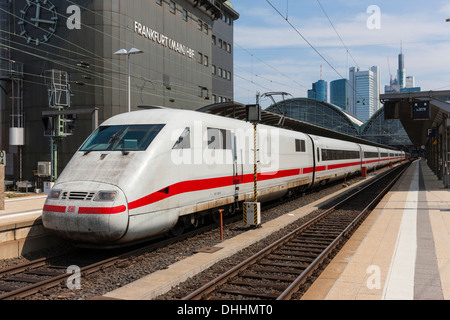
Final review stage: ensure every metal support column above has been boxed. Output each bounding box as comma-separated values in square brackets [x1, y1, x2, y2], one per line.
[444, 117, 450, 188]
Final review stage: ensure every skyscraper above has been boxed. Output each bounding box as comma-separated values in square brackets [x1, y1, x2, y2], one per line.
[330, 79, 350, 110]
[384, 47, 420, 94]
[348, 66, 381, 122]
[308, 80, 328, 102]
[397, 46, 406, 88]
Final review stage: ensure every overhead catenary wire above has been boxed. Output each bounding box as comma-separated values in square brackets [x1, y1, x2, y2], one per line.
[265, 0, 346, 81]
[64, 0, 308, 104]
[0, 37, 207, 106]
[0, 4, 225, 106]
[316, 0, 359, 69]
[2, 1, 314, 109]
[265, 0, 369, 106]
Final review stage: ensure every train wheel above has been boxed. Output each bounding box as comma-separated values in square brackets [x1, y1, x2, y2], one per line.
[226, 204, 235, 216]
[190, 214, 199, 228]
[171, 219, 185, 237]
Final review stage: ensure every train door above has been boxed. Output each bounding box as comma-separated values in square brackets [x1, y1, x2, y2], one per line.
[307, 135, 316, 186]
[231, 133, 242, 205]
[358, 144, 363, 171]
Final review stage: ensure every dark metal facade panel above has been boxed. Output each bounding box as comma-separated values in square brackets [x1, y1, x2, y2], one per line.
[1, 0, 237, 181]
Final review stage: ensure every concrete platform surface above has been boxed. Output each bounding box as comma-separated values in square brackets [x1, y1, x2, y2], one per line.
[302, 159, 450, 300]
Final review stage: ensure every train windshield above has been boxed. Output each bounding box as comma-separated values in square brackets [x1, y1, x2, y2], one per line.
[80, 124, 165, 153]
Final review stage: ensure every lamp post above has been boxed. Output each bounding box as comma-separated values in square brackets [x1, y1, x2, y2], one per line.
[114, 48, 143, 113]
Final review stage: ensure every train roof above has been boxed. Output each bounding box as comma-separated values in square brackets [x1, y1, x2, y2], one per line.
[197, 102, 400, 151]
[101, 105, 399, 151]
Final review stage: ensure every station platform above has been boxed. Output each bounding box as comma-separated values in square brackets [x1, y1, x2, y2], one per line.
[0, 195, 57, 259]
[302, 159, 450, 300]
[0, 195, 46, 223]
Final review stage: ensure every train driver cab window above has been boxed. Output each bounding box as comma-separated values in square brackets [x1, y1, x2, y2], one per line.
[173, 127, 191, 149]
[80, 124, 165, 154]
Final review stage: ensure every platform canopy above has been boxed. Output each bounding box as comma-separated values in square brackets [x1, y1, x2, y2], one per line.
[197, 102, 397, 150]
[381, 90, 450, 188]
[380, 90, 450, 148]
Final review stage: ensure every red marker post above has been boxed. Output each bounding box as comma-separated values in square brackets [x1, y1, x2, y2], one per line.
[219, 209, 224, 242]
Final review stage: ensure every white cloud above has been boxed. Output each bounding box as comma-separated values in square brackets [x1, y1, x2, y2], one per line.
[440, 3, 450, 16]
[233, 1, 450, 104]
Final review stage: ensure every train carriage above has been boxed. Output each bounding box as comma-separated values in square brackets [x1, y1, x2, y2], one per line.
[42, 108, 404, 247]
[361, 145, 380, 171]
[310, 135, 361, 185]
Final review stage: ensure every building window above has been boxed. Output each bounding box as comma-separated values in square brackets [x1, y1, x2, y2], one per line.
[203, 23, 209, 34]
[198, 19, 203, 30]
[212, 35, 216, 45]
[227, 43, 231, 53]
[198, 86, 208, 98]
[182, 9, 188, 21]
[204, 55, 208, 67]
[156, 0, 162, 5]
[212, 65, 216, 75]
[198, 52, 203, 65]
[218, 39, 222, 49]
[169, 1, 176, 13]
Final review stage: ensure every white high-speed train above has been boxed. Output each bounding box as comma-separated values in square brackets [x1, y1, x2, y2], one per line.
[42, 108, 405, 246]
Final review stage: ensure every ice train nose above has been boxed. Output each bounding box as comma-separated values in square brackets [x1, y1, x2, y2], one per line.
[42, 183, 129, 244]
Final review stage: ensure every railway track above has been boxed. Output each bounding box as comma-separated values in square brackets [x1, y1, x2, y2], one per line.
[0, 213, 244, 300]
[182, 162, 410, 300]
[0, 164, 406, 300]
[0, 169, 364, 300]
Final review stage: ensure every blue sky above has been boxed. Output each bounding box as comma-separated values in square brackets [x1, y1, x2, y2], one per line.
[231, 0, 450, 107]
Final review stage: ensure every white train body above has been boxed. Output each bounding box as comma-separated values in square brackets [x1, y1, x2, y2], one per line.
[42, 108, 405, 246]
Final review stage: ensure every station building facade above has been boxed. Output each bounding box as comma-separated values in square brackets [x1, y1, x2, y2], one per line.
[0, 0, 238, 183]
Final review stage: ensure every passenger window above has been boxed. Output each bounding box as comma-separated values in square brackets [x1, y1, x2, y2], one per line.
[173, 127, 191, 149]
[207, 127, 231, 150]
[295, 139, 306, 152]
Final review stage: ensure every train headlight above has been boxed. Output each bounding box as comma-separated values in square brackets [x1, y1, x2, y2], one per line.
[94, 191, 117, 202]
[48, 190, 61, 200]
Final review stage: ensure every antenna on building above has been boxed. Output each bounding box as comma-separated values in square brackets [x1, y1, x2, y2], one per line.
[320, 65, 323, 80]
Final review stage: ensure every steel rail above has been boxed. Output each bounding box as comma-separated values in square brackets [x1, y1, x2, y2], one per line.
[277, 162, 409, 300]
[182, 162, 410, 300]
[0, 211, 243, 300]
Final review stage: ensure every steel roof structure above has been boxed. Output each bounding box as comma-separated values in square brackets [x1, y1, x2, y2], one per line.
[197, 102, 397, 150]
